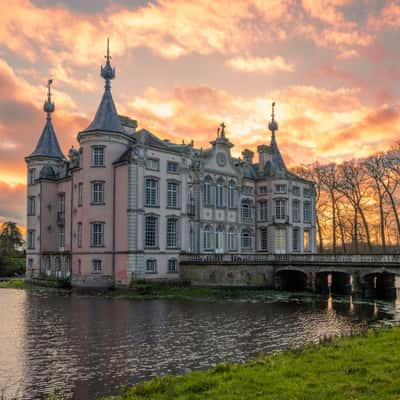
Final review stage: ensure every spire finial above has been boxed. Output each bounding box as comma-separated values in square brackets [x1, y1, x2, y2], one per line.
[268, 101, 278, 140]
[43, 79, 55, 119]
[101, 37, 115, 89]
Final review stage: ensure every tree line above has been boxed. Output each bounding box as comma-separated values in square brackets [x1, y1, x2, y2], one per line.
[295, 144, 400, 254]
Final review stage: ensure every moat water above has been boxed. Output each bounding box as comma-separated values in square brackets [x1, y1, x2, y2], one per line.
[1, 289, 399, 399]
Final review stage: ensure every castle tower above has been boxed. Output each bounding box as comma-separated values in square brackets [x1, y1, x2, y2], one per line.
[25, 80, 66, 278]
[72, 39, 132, 287]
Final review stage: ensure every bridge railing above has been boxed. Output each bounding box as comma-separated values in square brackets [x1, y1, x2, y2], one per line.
[179, 253, 400, 266]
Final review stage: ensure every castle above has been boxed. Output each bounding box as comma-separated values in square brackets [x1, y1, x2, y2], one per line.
[25, 42, 317, 288]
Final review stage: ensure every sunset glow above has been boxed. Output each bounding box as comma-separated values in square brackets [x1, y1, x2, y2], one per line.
[1, 0, 400, 227]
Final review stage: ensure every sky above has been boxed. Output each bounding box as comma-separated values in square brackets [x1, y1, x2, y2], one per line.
[1, 0, 400, 228]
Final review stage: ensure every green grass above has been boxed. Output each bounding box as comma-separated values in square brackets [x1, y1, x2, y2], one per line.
[108, 284, 305, 301]
[0, 278, 28, 289]
[104, 327, 400, 400]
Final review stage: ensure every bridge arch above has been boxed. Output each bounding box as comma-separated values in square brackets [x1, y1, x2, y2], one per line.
[362, 271, 398, 299]
[315, 270, 352, 295]
[275, 268, 308, 291]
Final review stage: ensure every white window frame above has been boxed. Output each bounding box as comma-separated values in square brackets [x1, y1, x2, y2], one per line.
[168, 258, 177, 273]
[275, 199, 286, 220]
[90, 222, 105, 247]
[241, 200, 251, 219]
[77, 222, 82, 248]
[241, 229, 252, 250]
[203, 225, 213, 250]
[28, 196, 36, 216]
[259, 200, 268, 221]
[91, 146, 105, 167]
[91, 181, 105, 205]
[28, 168, 36, 185]
[167, 161, 179, 174]
[292, 200, 300, 223]
[146, 158, 160, 171]
[145, 178, 159, 207]
[167, 181, 179, 208]
[59, 227, 65, 249]
[203, 176, 212, 207]
[145, 215, 158, 248]
[303, 201, 311, 223]
[93, 259, 102, 273]
[227, 228, 236, 251]
[78, 182, 83, 206]
[304, 230, 311, 252]
[216, 179, 224, 208]
[275, 184, 287, 194]
[146, 259, 158, 274]
[27, 230, 35, 249]
[228, 180, 235, 208]
[260, 228, 268, 250]
[166, 218, 178, 248]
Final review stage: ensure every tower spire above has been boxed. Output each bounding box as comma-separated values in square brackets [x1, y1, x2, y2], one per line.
[268, 101, 278, 141]
[101, 37, 115, 90]
[43, 79, 55, 120]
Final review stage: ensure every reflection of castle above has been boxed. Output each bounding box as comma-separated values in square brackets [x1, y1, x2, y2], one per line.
[25, 42, 316, 288]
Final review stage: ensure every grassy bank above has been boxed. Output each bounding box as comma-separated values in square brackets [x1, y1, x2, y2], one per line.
[105, 327, 400, 400]
[0, 278, 29, 289]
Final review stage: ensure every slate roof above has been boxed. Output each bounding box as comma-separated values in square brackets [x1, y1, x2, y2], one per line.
[28, 118, 65, 160]
[82, 87, 124, 134]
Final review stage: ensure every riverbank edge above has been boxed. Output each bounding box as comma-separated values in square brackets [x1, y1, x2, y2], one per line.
[0, 278, 327, 301]
[102, 325, 400, 400]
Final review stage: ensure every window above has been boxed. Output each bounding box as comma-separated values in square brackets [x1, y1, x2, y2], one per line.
[146, 158, 159, 171]
[203, 225, 212, 250]
[243, 186, 253, 195]
[167, 182, 179, 208]
[43, 256, 51, 274]
[203, 176, 212, 206]
[275, 229, 287, 253]
[241, 199, 252, 220]
[292, 186, 300, 197]
[78, 259, 82, 275]
[90, 222, 104, 247]
[59, 227, 65, 249]
[303, 187, 311, 198]
[28, 258, 33, 269]
[145, 215, 158, 247]
[216, 178, 224, 208]
[292, 200, 300, 222]
[166, 218, 178, 248]
[228, 228, 236, 251]
[189, 227, 195, 252]
[91, 146, 105, 167]
[304, 230, 311, 251]
[93, 259, 102, 272]
[28, 168, 36, 185]
[241, 229, 252, 250]
[168, 258, 177, 273]
[55, 256, 61, 271]
[228, 180, 235, 208]
[28, 196, 36, 216]
[304, 201, 311, 223]
[58, 193, 65, 213]
[260, 228, 268, 250]
[292, 228, 300, 251]
[91, 182, 105, 205]
[259, 186, 267, 194]
[167, 161, 179, 173]
[259, 200, 268, 221]
[77, 222, 82, 248]
[275, 199, 286, 220]
[78, 182, 83, 206]
[275, 184, 287, 193]
[27, 230, 35, 249]
[146, 259, 157, 274]
[145, 178, 159, 207]
[215, 225, 224, 250]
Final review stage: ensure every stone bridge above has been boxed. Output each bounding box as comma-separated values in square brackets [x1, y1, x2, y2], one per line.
[179, 253, 400, 299]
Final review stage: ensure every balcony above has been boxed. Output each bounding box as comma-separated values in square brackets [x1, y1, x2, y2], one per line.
[57, 212, 65, 226]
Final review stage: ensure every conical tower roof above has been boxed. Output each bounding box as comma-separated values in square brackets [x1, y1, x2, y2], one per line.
[28, 80, 65, 160]
[82, 38, 123, 134]
[268, 102, 287, 173]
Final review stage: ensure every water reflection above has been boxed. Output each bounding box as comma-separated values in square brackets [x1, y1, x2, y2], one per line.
[0, 289, 397, 400]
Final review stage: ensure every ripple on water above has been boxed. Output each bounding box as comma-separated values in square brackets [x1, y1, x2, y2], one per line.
[0, 289, 397, 399]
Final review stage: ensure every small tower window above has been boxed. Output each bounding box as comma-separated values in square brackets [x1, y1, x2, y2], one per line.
[91, 146, 105, 167]
[28, 169, 36, 185]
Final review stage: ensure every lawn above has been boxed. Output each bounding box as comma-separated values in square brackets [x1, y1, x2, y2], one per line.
[104, 327, 400, 400]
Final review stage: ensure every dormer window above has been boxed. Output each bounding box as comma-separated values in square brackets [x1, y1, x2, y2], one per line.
[91, 146, 105, 167]
[303, 187, 311, 198]
[292, 186, 300, 196]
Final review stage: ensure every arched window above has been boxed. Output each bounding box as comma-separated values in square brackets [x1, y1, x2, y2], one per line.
[241, 229, 252, 250]
[216, 178, 224, 208]
[203, 176, 212, 206]
[228, 180, 235, 208]
[241, 199, 252, 220]
[228, 227, 236, 251]
[203, 225, 213, 250]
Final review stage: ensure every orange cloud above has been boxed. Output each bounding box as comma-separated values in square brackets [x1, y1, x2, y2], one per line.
[225, 56, 295, 74]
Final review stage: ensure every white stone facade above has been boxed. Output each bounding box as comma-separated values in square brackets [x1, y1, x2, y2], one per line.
[25, 53, 316, 288]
